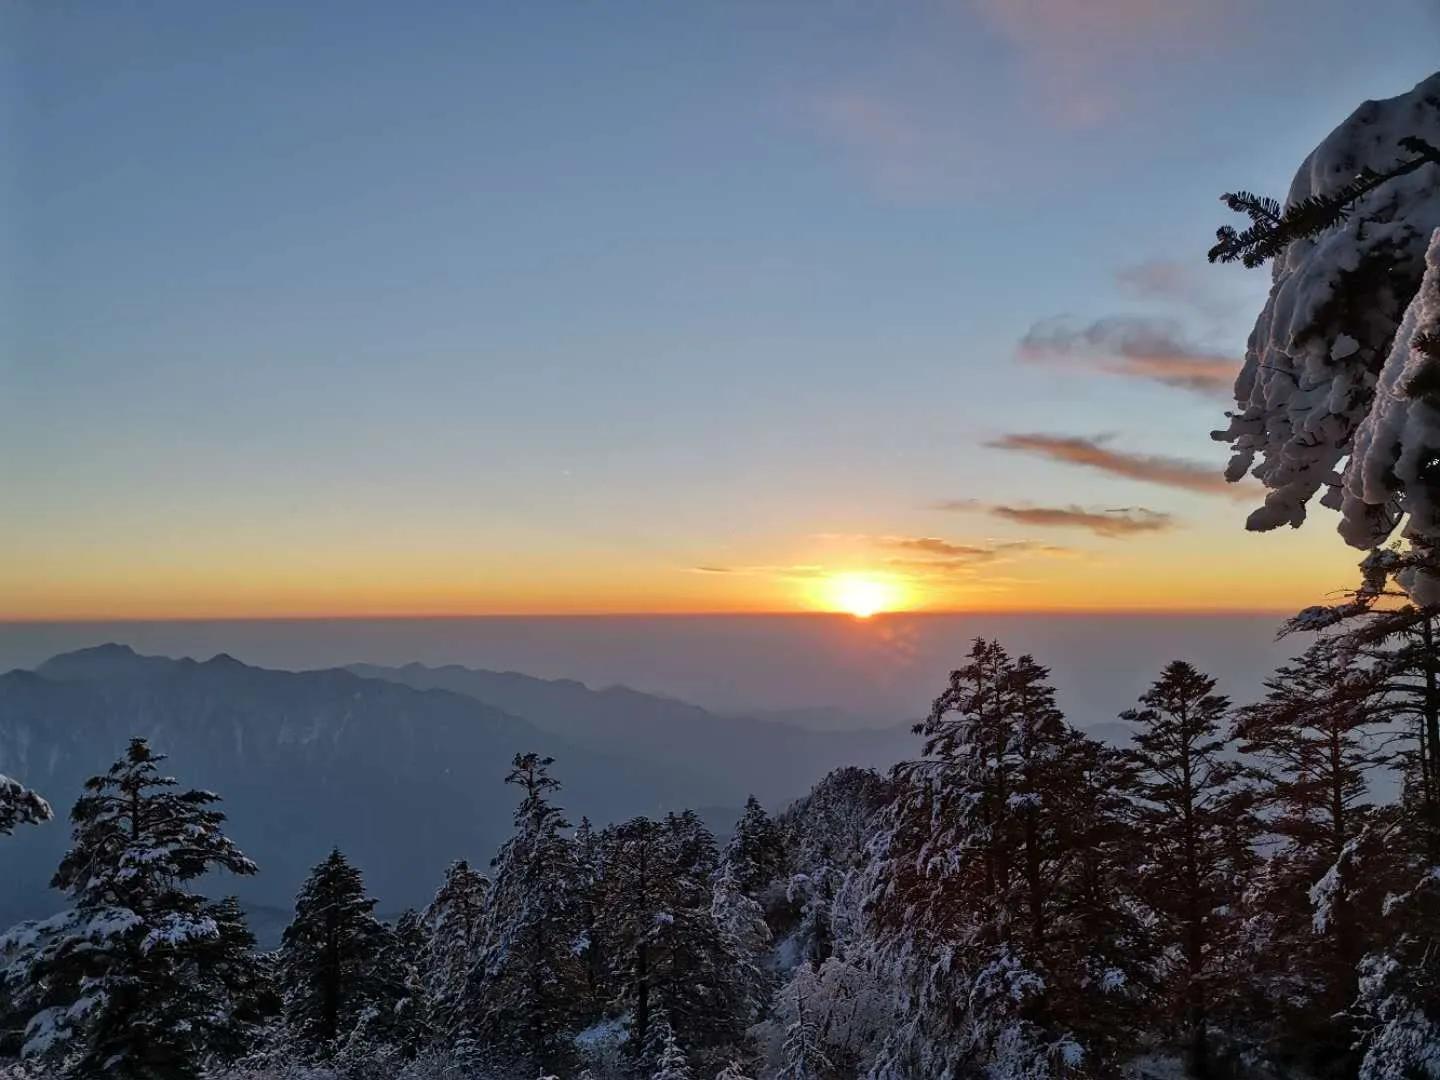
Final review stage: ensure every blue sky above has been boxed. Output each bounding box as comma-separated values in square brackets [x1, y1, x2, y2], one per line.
[5, 1, 1439, 617]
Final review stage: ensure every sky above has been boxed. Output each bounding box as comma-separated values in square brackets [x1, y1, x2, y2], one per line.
[4, 1, 1439, 620]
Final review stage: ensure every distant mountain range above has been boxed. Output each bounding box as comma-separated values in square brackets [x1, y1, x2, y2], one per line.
[347, 661, 916, 806]
[0, 645, 915, 935]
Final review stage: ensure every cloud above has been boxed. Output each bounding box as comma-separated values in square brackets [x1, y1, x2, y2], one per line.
[883, 536, 1005, 559]
[882, 536, 1070, 559]
[876, 535, 1074, 578]
[988, 504, 1174, 537]
[689, 564, 826, 579]
[1114, 258, 1255, 323]
[1018, 315, 1239, 396]
[987, 433, 1245, 497]
[970, 0, 1231, 125]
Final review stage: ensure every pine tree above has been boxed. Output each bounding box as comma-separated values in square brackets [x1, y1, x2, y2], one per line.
[470, 753, 584, 1074]
[421, 858, 489, 1034]
[664, 809, 719, 908]
[1124, 662, 1252, 1077]
[1288, 547, 1440, 1077]
[863, 641, 1152, 1077]
[720, 796, 783, 897]
[1289, 544, 1440, 858]
[597, 815, 744, 1055]
[650, 1023, 694, 1080]
[709, 865, 772, 1024]
[388, 908, 433, 1054]
[777, 984, 834, 1080]
[278, 848, 400, 1055]
[1233, 638, 1392, 1070]
[0, 738, 259, 1079]
[572, 815, 610, 1021]
[1351, 864, 1440, 1080]
[1209, 136, 1440, 267]
[189, 896, 278, 1063]
[0, 776, 51, 837]
[773, 767, 893, 965]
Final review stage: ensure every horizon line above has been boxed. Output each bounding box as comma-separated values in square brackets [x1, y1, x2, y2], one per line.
[0, 607, 1304, 625]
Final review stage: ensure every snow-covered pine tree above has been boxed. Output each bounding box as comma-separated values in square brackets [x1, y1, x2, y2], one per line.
[0, 737, 259, 1079]
[771, 767, 892, 965]
[469, 753, 584, 1074]
[1288, 544, 1440, 859]
[664, 809, 719, 909]
[720, 796, 783, 897]
[596, 816, 668, 1054]
[776, 982, 834, 1080]
[0, 776, 51, 837]
[596, 814, 745, 1057]
[1351, 864, 1440, 1080]
[1124, 662, 1253, 1077]
[862, 640, 1150, 1077]
[650, 1024, 694, 1080]
[709, 865, 772, 1025]
[277, 848, 401, 1056]
[189, 895, 278, 1065]
[388, 908, 434, 1054]
[420, 858, 489, 1034]
[1232, 638, 1392, 1070]
[753, 958, 890, 1078]
[572, 815, 610, 1021]
[713, 1059, 756, 1080]
[1208, 73, 1440, 547]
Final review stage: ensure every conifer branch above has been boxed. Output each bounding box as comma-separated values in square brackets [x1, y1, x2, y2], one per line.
[1209, 137, 1440, 268]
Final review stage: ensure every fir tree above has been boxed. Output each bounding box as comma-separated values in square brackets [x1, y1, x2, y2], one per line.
[278, 849, 400, 1055]
[388, 908, 433, 1054]
[1288, 544, 1440, 858]
[1210, 136, 1440, 267]
[470, 753, 584, 1074]
[0, 738, 259, 1079]
[1124, 662, 1252, 1077]
[572, 815, 609, 1020]
[720, 796, 783, 897]
[1289, 547, 1440, 1077]
[597, 815, 745, 1055]
[1233, 637, 1392, 1070]
[189, 896, 278, 1064]
[0, 776, 51, 837]
[650, 1024, 695, 1080]
[1351, 864, 1440, 1080]
[776, 985, 834, 1080]
[709, 865, 772, 1023]
[421, 858, 489, 1034]
[863, 641, 1152, 1077]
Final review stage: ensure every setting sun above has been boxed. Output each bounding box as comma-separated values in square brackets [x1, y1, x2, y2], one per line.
[824, 573, 901, 618]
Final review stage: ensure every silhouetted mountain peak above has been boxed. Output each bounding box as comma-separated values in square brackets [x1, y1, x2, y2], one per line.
[34, 643, 177, 683]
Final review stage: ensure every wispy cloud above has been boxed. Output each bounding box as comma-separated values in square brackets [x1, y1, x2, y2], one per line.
[989, 504, 1174, 537]
[933, 499, 1176, 537]
[689, 564, 826, 579]
[876, 535, 1074, 579]
[970, 0, 1231, 125]
[987, 433, 1244, 497]
[1018, 315, 1239, 396]
[881, 535, 1070, 559]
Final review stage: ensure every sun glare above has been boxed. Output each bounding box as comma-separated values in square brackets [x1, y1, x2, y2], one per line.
[825, 574, 899, 619]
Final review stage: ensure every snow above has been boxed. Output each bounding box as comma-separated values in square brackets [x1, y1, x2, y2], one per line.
[1214, 73, 1440, 543]
[1338, 227, 1440, 600]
